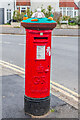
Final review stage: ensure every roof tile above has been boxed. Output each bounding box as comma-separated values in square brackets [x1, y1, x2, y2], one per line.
[16, 0, 31, 6]
[59, 1, 79, 10]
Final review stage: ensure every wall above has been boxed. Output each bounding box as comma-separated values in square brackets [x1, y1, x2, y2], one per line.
[31, 0, 60, 12]
[0, 8, 4, 24]
[0, 1, 15, 23]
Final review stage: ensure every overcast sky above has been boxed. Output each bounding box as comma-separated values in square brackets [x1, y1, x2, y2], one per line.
[0, 0, 80, 3]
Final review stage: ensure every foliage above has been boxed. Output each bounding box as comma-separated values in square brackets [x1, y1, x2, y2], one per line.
[53, 12, 62, 24]
[41, 5, 62, 22]
[50, 109, 55, 112]
[13, 9, 33, 22]
[13, 10, 24, 22]
[41, 6, 46, 15]
[36, 5, 53, 18]
[68, 22, 76, 25]
[4, 23, 11, 25]
[62, 16, 70, 21]
[59, 16, 79, 25]
[47, 5, 52, 17]
[30, 10, 33, 17]
[13, 5, 79, 26]
[13, 26, 20, 28]
[68, 17, 79, 25]
[26, 9, 33, 18]
[78, 16, 80, 26]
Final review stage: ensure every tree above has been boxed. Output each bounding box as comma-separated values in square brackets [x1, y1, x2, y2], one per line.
[41, 5, 46, 15]
[47, 5, 52, 17]
[27, 8, 31, 18]
[13, 10, 22, 22]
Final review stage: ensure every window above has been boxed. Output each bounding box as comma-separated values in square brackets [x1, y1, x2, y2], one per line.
[63, 7, 66, 10]
[60, 7, 62, 13]
[21, 7, 27, 13]
[7, 9, 11, 11]
[63, 11, 66, 16]
[21, 10, 26, 13]
[8, 3, 10, 6]
[67, 7, 73, 10]
[74, 11, 76, 16]
[60, 8, 62, 10]
[66, 7, 74, 17]
[7, 9, 11, 21]
[22, 8, 26, 9]
[67, 11, 73, 17]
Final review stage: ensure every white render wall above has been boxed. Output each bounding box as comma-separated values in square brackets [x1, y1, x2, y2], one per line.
[31, 0, 79, 15]
[0, 0, 15, 23]
[30, 0, 60, 12]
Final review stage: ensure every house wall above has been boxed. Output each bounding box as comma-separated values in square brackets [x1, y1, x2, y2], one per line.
[60, 7, 78, 17]
[31, 0, 60, 12]
[0, 1, 15, 24]
[0, 0, 79, 24]
[74, 10, 78, 16]
[16, 6, 30, 14]
[0, 8, 4, 24]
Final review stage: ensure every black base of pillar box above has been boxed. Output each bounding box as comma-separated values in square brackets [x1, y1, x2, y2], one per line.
[24, 95, 50, 116]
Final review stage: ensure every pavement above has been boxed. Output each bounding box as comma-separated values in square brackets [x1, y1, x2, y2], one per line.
[1, 66, 78, 119]
[0, 25, 79, 36]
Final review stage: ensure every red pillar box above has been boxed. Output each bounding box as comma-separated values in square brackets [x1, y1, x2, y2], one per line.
[21, 10, 57, 116]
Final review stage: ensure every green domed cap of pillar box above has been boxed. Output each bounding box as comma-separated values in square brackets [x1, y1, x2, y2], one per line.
[21, 9, 57, 30]
[22, 17, 56, 23]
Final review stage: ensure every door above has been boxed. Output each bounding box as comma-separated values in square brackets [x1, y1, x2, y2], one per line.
[0, 8, 4, 24]
[7, 9, 11, 23]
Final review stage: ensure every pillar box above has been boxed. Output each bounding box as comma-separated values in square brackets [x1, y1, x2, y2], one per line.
[21, 9, 57, 116]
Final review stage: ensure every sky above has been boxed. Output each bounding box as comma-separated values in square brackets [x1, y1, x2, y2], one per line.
[0, 0, 80, 3]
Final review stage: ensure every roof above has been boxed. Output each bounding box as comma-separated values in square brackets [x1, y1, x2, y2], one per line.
[60, 0, 74, 2]
[16, 0, 31, 6]
[59, 0, 79, 10]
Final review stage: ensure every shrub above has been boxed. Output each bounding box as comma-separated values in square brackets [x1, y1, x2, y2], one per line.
[41, 5, 62, 23]
[26, 9, 33, 18]
[77, 16, 80, 26]
[13, 10, 22, 22]
[62, 16, 70, 21]
[47, 5, 52, 17]
[13, 9, 33, 22]
[68, 17, 78, 25]
[53, 12, 62, 24]
[68, 22, 76, 25]
[41, 5, 46, 15]
[44, 5, 62, 23]
[35, 5, 53, 18]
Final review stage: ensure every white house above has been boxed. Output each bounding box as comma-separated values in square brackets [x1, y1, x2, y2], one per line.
[59, 0, 79, 17]
[16, 0, 31, 14]
[0, 0, 79, 24]
[0, 0, 15, 24]
[31, 0, 60, 12]
[0, 0, 31, 24]
[31, 0, 79, 17]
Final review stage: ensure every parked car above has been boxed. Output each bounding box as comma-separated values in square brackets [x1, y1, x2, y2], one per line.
[8, 19, 18, 24]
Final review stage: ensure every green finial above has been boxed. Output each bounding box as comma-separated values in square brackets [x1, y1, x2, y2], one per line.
[24, 14, 28, 17]
[50, 13, 54, 17]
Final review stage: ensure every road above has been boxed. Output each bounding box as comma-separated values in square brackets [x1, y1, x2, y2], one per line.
[0, 26, 79, 36]
[0, 34, 78, 93]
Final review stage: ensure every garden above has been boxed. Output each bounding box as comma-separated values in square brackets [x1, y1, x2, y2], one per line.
[8, 5, 80, 28]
